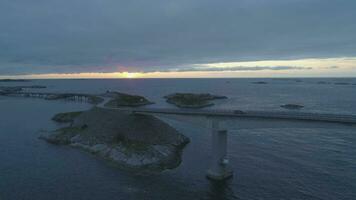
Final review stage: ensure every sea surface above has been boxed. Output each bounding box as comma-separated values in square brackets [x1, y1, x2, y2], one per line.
[0, 78, 355, 200]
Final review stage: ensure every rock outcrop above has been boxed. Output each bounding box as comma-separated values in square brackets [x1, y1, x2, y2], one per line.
[52, 111, 83, 123]
[40, 107, 189, 171]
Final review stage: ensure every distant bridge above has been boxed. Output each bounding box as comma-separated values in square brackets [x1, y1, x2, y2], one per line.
[100, 105, 356, 180]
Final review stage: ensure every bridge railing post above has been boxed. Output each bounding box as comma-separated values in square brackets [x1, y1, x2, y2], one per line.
[206, 117, 233, 181]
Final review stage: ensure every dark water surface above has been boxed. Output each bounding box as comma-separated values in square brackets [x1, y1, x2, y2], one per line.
[0, 78, 355, 199]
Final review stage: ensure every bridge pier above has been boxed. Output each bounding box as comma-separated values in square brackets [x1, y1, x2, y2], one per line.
[206, 118, 233, 181]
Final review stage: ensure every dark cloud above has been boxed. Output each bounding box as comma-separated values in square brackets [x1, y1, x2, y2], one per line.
[0, 0, 355, 75]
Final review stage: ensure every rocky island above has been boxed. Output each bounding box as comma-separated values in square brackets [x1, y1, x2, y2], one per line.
[0, 86, 104, 105]
[40, 107, 190, 171]
[102, 91, 154, 108]
[164, 93, 227, 108]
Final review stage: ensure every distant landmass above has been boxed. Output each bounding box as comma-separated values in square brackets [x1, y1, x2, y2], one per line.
[0, 79, 30, 82]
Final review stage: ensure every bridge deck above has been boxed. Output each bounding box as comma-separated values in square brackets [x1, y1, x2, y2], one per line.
[105, 107, 356, 124]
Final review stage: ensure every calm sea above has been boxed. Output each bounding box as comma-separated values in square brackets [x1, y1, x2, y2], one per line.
[0, 78, 355, 200]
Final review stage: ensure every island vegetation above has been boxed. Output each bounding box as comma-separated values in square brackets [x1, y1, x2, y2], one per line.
[103, 91, 154, 108]
[164, 93, 227, 108]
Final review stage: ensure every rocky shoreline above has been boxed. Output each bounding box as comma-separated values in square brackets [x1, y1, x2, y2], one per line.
[102, 91, 154, 108]
[40, 107, 190, 171]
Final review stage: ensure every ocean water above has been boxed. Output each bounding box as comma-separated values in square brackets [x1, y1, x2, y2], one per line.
[0, 78, 355, 200]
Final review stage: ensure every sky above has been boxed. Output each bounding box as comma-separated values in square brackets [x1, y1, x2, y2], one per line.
[0, 0, 356, 78]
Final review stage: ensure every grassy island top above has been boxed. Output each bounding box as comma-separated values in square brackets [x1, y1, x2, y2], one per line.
[164, 93, 227, 108]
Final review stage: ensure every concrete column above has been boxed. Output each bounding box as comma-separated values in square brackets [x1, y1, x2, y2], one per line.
[206, 118, 233, 181]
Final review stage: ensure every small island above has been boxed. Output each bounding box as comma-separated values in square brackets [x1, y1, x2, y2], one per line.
[103, 91, 154, 108]
[40, 107, 190, 170]
[164, 93, 227, 108]
[281, 104, 304, 110]
[252, 81, 268, 84]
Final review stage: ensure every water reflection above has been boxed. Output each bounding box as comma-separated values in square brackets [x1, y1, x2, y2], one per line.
[205, 180, 237, 200]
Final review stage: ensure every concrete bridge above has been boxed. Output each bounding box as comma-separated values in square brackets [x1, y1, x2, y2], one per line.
[101, 106, 356, 181]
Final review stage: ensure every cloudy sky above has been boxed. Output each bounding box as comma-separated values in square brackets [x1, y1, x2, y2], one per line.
[0, 0, 355, 78]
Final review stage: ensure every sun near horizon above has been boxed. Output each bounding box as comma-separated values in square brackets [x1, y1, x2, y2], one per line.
[121, 72, 142, 79]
